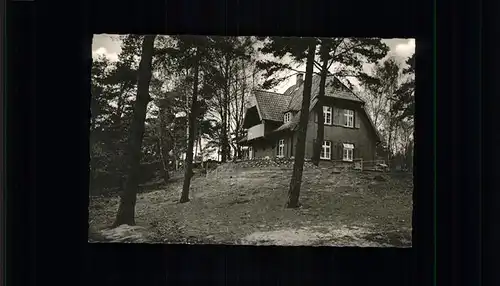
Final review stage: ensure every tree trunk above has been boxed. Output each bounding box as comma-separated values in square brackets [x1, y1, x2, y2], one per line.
[185, 67, 190, 162]
[387, 120, 393, 165]
[220, 91, 228, 163]
[407, 140, 413, 171]
[179, 50, 200, 203]
[286, 41, 316, 209]
[223, 102, 229, 162]
[159, 144, 171, 183]
[226, 96, 231, 161]
[311, 45, 330, 166]
[155, 138, 170, 183]
[233, 69, 241, 161]
[198, 134, 202, 161]
[237, 61, 247, 160]
[221, 56, 231, 162]
[393, 126, 399, 155]
[221, 116, 227, 163]
[194, 135, 199, 160]
[237, 85, 244, 159]
[113, 35, 157, 227]
[227, 59, 233, 161]
[157, 102, 171, 184]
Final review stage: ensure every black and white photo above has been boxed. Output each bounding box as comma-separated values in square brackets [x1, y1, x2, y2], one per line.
[88, 35, 415, 247]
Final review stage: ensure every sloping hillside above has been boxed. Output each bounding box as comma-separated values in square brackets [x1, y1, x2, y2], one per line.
[89, 160, 413, 247]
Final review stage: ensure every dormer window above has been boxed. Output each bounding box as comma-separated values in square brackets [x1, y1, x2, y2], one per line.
[283, 112, 291, 123]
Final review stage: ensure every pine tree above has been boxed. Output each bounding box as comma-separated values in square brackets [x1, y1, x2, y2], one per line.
[286, 40, 316, 208]
[113, 35, 157, 226]
[257, 36, 316, 208]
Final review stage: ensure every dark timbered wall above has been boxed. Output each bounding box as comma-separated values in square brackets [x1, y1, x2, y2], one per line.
[247, 101, 378, 162]
[307, 102, 377, 161]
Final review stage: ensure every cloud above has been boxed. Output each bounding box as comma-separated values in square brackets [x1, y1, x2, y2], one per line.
[394, 39, 415, 59]
[92, 47, 119, 62]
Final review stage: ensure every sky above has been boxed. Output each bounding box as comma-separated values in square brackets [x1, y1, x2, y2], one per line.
[92, 36, 415, 93]
[92, 35, 415, 62]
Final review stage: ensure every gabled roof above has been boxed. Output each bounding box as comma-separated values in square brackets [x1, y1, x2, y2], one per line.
[286, 74, 364, 111]
[252, 90, 291, 122]
[361, 105, 384, 142]
[283, 84, 299, 96]
[244, 74, 382, 143]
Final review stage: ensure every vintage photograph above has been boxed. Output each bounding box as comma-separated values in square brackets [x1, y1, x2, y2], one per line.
[88, 35, 415, 247]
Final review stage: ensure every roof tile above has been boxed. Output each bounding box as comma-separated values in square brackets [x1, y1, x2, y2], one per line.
[250, 75, 368, 134]
[253, 90, 291, 122]
[286, 74, 363, 111]
[274, 111, 301, 132]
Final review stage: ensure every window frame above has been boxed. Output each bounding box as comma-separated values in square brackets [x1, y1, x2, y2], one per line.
[342, 143, 354, 162]
[323, 106, 332, 125]
[283, 112, 291, 123]
[277, 139, 285, 157]
[320, 141, 331, 160]
[344, 109, 354, 128]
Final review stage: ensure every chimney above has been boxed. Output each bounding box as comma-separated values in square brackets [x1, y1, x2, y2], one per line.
[296, 73, 304, 86]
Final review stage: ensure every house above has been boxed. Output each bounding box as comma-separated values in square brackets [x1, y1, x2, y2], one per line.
[240, 73, 383, 164]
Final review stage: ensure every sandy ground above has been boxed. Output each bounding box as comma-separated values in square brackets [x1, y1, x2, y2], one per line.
[88, 165, 413, 247]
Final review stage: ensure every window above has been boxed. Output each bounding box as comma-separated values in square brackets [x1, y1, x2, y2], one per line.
[344, 109, 354, 127]
[323, 106, 332, 125]
[248, 146, 253, 159]
[277, 139, 285, 157]
[320, 141, 331, 159]
[343, 143, 354, 162]
[284, 112, 291, 123]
